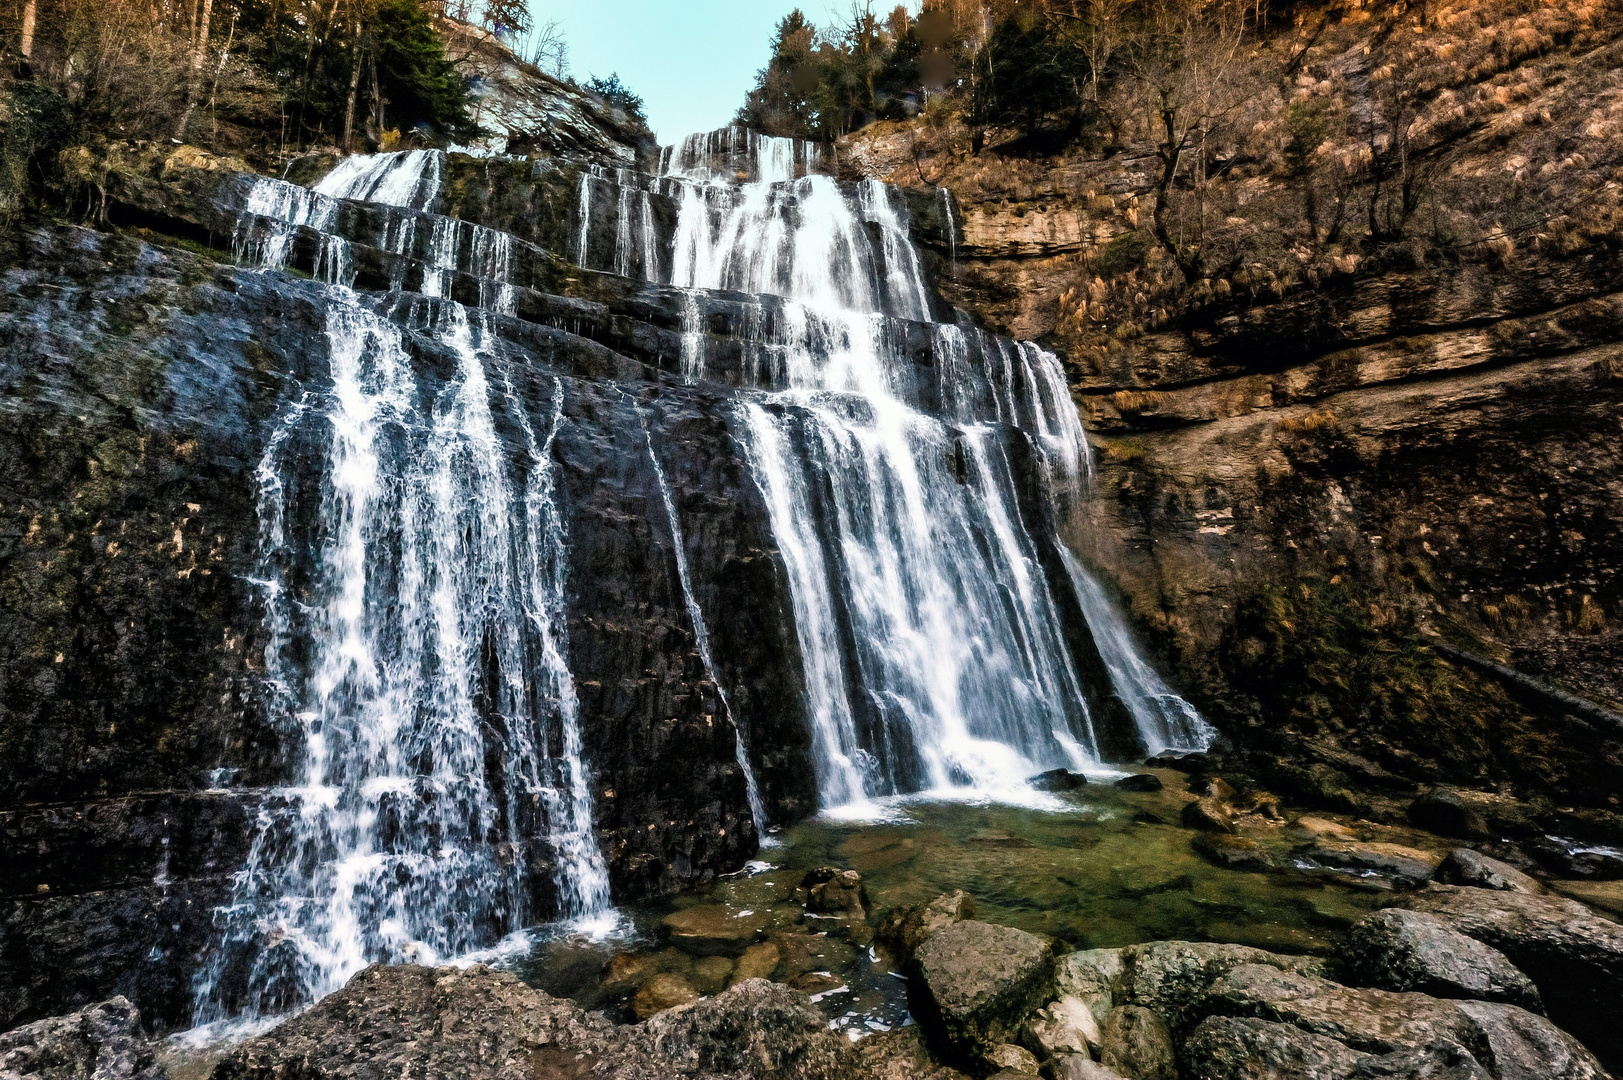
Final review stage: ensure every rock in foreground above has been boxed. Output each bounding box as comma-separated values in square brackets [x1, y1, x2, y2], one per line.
[912, 920, 1054, 1057]
[214, 964, 856, 1080]
[1342, 908, 1543, 1012]
[0, 997, 164, 1080]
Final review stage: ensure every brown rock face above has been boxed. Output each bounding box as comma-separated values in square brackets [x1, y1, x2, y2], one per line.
[839, 0, 1623, 817]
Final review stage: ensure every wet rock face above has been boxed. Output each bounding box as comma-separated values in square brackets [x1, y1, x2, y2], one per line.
[0, 223, 809, 1027]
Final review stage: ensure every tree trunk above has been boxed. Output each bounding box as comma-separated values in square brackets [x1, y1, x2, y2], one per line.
[174, 0, 214, 141]
[342, 19, 363, 152]
[19, 0, 36, 60]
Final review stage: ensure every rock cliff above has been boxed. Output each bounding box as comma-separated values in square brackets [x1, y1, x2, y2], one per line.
[840, 0, 1623, 821]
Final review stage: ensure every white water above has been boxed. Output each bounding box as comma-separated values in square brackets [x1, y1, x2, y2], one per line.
[625, 132, 1194, 811]
[313, 149, 444, 211]
[197, 159, 614, 1028]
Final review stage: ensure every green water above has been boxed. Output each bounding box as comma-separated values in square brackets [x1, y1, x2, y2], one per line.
[517, 770, 1418, 1034]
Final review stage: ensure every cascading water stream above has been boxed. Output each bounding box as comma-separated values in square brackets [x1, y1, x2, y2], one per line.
[192, 154, 614, 1033]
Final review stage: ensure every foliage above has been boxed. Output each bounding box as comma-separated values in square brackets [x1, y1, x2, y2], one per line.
[969, 8, 1088, 139]
[584, 73, 647, 129]
[0, 0, 477, 193]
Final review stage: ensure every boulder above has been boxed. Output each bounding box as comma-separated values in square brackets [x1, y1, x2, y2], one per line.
[1192, 832, 1276, 871]
[1181, 1015, 1361, 1080]
[639, 979, 858, 1079]
[1342, 909, 1542, 1011]
[1394, 884, 1623, 1065]
[1182, 1015, 1496, 1080]
[1552, 879, 1623, 918]
[0, 997, 164, 1080]
[912, 920, 1055, 1056]
[983, 1042, 1039, 1074]
[1113, 774, 1163, 792]
[1181, 797, 1237, 833]
[803, 868, 867, 917]
[1096, 1005, 1176, 1080]
[1310, 841, 1441, 887]
[1408, 790, 1492, 840]
[634, 972, 701, 1020]
[663, 905, 770, 956]
[1113, 940, 1327, 1034]
[1029, 769, 1089, 792]
[879, 890, 977, 957]
[1202, 963, 1604, 1078]
[1435, 848, 1544, 894]
[1023, 995, 1099, 1058]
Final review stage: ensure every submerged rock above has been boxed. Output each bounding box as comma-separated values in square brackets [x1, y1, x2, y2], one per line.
[1309, 841, 1441, 888]
[634, 972, 702, 1020]
[1192, 832, 1276, 871]
[663, 906, 770, 956]
[730, 942, 782, 986]
[912, 920, 1055, 1056]
[1113, 774, 1163, 792]
[1342, 909, 1543, 1012]
[0, 997, 165, 1080]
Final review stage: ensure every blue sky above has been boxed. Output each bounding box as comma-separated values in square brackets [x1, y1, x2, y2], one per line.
[529, 1, 870, 142]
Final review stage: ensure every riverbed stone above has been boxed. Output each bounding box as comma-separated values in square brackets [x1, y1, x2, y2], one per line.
[1435, 848, 1544, 893]
[1310, 840, 1441, 887]
[1342, 908, 1542, 1011]
[803, 867, 866, 917]
[1193, 832, 1276, 871]
[1292, 816, 1358, 841]
[913, 920, 1055, 1055]
[634, 972, 701, 1019]
[1113, 774, 1163, 792]
[1180, 797, 1236, 833]
[852, 1026, 970, 1080]
[1096, 1005, 1175, 1080]
[663, 905, 769, 956]
[602, 951, 657, 994]
[730, 941, 782, 985]
[639, 979, 858, 1079]
[1394, 883, 1623, 1064]
[691, 956, 735, 995]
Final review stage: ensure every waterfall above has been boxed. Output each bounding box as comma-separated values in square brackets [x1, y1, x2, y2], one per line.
[633, 130, 1212, 811]
[194, 163, 614, 1030]
[1057, 547, 1215, 754]
[313, 149, 444, 211]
